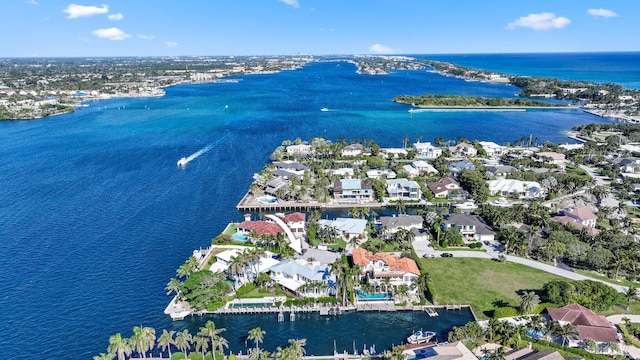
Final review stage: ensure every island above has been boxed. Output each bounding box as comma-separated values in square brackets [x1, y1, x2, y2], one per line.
[392, 94, 572, 110]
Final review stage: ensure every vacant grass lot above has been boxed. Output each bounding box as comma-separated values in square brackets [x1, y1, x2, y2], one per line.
[419, 257, 565, 319]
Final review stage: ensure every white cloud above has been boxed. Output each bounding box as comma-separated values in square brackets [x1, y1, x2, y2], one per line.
[63, 3, 109, 19]
[280, 0, 299, 8]
[137, 34, 154, 40]
[587, 8, 618, 18]
[92, 27, 131, 41]
[165, 41, 179, 48]
[507, 12, 571, 31]
[107, 13, 123, 21]
[369, 44, 395, 54]
[26, 0, 38, 5]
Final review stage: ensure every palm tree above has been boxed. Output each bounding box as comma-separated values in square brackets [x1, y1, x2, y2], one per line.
[554, 322, 577, 346]
[395, 199, 406, 215]
[194, 335, 210, 359]
[108, 333, 132, 360]
[227, 255, 245, 285]
[381, 277, 392, 294]
[348, 207, 362, 219]
[214, 335, 229, 358]
[174, 329, 193, 359]
[165, 278, 182, 299]
[396, 284, 409, 302]
[157, 329, 175, 358]
[248, 327, 266, 354]
[130, 326, 155, 358]
[605, 341, 620, 355]
[288, 339, 307, 360]
[402, 135, 410, 149]
[200, 320, 226, 358]
[519, 291, 540, 315]
[582, 339, 598, 353]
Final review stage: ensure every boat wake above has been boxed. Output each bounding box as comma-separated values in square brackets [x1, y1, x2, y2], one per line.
[177, 144, 214, 167]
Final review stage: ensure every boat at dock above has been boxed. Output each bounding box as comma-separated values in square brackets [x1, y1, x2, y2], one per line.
[407, 330, 436, 344]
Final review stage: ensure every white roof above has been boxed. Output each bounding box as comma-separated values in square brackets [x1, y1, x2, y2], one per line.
[216, 249, 242, 262]
[488, 178, 541, 194]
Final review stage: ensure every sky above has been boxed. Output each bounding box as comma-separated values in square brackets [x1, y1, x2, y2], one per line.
[1, 0, 639, 57]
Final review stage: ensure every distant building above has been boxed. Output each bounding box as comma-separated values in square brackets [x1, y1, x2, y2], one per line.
[479, 141, 507, 157]
[352, 247, 420, 289]
[413, 142, 442, 159]
[550, 206, 600, 236]
[534, 152, 566, 169]
[427, 177, 461, 198]
[402, 164, 420, 178]
[341, 143, 364, 157]
[449, 142, 478, 157]
[378, 215, 424, 235]
[366, 169, 396, 179]
[488, 179, 543, 199]
[443, 214, 495, 242]
[412, 160, 439, 176]
[318, 217, 368, 240]
[450, 160, 476, 173]
[333, 179, 374, 203]
[286, 144, 312, 156]
[546, 303, 618, 344]
[386, 178, 422, 200]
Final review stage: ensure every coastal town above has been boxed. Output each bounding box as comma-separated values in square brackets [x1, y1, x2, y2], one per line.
[2, 55, 639, 121]
[103, 123, 640, 360]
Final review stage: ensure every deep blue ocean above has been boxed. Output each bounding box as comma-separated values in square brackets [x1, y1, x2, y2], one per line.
[0, 53, 636, 359]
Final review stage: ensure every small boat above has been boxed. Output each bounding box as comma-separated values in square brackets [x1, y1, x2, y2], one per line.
[177, 157, 188, 167]
[454, 201, 477, 210]
[407, 330, 436, 344]
[320, 107, 329, 112]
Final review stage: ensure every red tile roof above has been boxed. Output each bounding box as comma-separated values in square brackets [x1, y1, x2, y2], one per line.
[566, 206, 597, 221]
[547, 303, 618, 343]
[283, 212, 306, 222]
[237, 221, 283, 236]
[352, 247, 420, 275]
[549, 216, 600, 236]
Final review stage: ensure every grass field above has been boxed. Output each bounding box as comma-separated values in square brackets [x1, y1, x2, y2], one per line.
[419, 257, 566, 319]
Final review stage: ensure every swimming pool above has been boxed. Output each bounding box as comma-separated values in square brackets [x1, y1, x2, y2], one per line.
[231, 233, 248, 242]
[257, 195, 278, 204]
[356, 290, 393, 301]
[230, 302, 276, 308]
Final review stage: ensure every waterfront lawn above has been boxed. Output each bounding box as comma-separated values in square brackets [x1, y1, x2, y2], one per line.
[419, 258, 565, 319]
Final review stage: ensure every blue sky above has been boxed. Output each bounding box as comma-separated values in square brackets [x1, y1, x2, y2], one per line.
[2, 0, 639, 57]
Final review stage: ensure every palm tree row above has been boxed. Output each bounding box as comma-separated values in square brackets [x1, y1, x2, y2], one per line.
[97, 320, 228, 360]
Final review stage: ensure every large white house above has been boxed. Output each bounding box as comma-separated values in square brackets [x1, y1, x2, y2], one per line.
[487, 178, 544, 199]
[268, 259, 336, 298]
[478, 141, 507, 157]
[386, 179, 422, 200]
[413, 142, 442, 159]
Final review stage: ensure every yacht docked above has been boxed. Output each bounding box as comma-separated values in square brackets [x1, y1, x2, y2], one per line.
[407, 330, 436, 344]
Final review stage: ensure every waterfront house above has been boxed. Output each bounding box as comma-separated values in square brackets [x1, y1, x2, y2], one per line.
[268, 258, 336, 298]
[318, 217, 368, 240]
[378, 215, 424, 235]
[351, 247, 420, 290]
[381, 148, 408, 159]
[443, 214, 495, 242]
[486, 165, 519, 177]
[286, 144, 312, 157]
[264, 177, 289, 197]
[273, 160, 309, 176]
[615, 157, 640, 174]
[487, 179, 544, 199]
[402, 164, 420, 178]
[449, 142, 478, 157]
[479, 141, 507, 157]
[413, 142, 442, 159]
[386, 178, 422, 200]
[546, 303, 618, 345]
[237, 214, 284, 237]
[404, 341, 478, 360]
[366, 169, 396, 179]
[332, 179, 374, 203]
[449, 160, 476, 174]
[341, 143, 364, 157]
[277, 212, 306, 239]
[209, 248, 280, 283]
[427, 177, 461, 198]
[411, 160, 439, 176]
[550, 206, 600, 236]
[533, 152, 566, 169]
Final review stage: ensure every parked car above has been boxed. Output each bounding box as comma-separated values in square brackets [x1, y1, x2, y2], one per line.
[483, 241, 490, 245]
[422, 253, 436, 258]
[441, 253, 453, 257]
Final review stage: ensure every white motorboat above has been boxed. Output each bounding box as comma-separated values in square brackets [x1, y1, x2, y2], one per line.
[177, 157, 188, 167]
[407, 330, 436, 344]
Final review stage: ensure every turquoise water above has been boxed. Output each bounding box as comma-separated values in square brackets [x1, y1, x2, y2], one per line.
[0, 53, 633, 358]
[357, 291, 393, 301]
[232, 233, 249, 242]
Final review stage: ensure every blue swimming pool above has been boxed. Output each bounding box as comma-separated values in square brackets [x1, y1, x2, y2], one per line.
[230, 302, 276, 308]
[231, 233, 248, 242]
[356, 290, 393, 301]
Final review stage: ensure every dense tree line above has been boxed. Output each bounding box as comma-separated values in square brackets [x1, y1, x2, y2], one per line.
[393, 94, 564, 107]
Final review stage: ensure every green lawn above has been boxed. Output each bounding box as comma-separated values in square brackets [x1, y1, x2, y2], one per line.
[419, 257, 566, 319]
